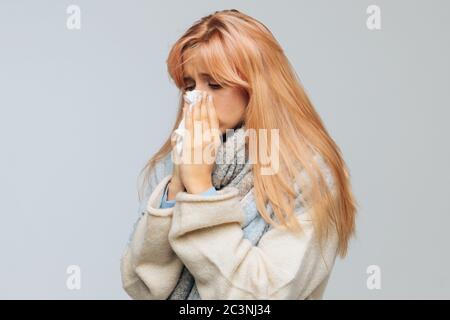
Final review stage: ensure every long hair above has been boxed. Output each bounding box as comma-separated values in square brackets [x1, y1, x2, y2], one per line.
[138, 9, 358, 258]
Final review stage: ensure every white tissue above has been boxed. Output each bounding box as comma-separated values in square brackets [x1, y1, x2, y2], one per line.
[173, 90, 204, 157]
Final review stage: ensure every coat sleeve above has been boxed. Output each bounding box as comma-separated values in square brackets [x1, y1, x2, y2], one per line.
[167, 186, 339, 300]
[120, 173, 184, 300]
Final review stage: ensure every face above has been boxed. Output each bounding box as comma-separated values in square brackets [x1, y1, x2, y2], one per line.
[182, 53, 248, 134]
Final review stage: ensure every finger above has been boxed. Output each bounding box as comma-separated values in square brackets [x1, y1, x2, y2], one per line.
[192, 92, 206, 151]
[207, 94, 221, 147]
[185, 103, 192, 132]
[202, 94, 211, 142]
[192, 92, 203, 124]
[183, 104, 193, 163]
[207, 93, 219, 130]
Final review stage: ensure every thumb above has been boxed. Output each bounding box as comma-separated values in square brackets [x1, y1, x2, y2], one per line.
[170, 132, 183, 166]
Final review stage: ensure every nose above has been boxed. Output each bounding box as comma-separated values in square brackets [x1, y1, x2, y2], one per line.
[195, 84, 211, 94]
[191, 79, 210, 93]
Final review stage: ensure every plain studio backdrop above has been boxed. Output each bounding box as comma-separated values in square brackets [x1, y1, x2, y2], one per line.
[0, 0, 449, 299]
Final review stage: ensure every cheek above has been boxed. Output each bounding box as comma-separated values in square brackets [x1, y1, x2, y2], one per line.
[214, 101, 238, 125]
[213, 95, 246, 123]
[212, 98, 227, 121]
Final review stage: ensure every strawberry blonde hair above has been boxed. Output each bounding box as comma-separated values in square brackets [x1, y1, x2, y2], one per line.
[138, 9, 358, 258]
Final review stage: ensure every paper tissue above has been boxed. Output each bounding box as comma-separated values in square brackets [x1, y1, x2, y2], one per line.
[173, 89, 204, 157]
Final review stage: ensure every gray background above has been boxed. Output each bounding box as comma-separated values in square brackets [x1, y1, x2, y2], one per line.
[0, 0, 449, 299]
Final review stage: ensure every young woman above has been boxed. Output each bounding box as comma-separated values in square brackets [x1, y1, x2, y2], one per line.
[120, 9, 357, 300]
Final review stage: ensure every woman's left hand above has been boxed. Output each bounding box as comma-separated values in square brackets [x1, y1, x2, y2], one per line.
[179, 91, 221, 194]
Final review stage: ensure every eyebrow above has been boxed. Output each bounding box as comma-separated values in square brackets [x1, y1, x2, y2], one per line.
[183, 73, 213, 82]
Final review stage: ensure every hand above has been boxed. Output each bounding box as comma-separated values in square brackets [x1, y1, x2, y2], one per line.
[178, 91, 221, 194]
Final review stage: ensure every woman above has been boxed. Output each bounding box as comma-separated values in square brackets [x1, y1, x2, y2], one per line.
[120, 9, 357, 300]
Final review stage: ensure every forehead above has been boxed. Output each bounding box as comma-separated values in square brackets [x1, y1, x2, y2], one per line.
[182, 51, 212, 80]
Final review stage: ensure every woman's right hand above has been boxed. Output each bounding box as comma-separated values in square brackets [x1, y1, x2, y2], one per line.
[168, 132, 186, 201]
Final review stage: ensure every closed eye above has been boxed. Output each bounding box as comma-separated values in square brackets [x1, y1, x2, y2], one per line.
[209, 84, 222, 89]
[184, 83, 222, 91]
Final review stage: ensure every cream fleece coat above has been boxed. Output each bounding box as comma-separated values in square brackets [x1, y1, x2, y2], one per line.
[120, 168, 340, 300]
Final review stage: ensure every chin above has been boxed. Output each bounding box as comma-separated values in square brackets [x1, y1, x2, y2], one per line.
[218, 124, 226, 134]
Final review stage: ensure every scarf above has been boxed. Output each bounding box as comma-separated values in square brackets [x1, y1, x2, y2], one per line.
[166, 124, 274, 300]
